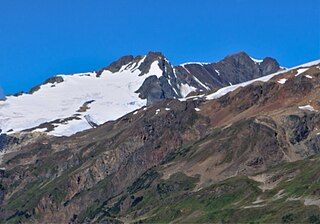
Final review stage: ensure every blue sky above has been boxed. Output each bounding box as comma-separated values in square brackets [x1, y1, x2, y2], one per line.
[0, 0, 319, 94]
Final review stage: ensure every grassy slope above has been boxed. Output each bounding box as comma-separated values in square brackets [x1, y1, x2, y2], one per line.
[98, 155, 320, 224]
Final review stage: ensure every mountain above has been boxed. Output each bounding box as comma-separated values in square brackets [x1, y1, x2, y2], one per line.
[0, 55, 319, 223]
[0, 52, 280, 136]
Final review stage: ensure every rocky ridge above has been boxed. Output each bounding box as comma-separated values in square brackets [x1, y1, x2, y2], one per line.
[0, 51, 280, 137]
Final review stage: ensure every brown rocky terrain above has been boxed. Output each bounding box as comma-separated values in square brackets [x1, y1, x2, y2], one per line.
[0, 61, 319, 223]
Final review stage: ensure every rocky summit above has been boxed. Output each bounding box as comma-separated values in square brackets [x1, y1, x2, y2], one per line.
[0, 52, 320, 223]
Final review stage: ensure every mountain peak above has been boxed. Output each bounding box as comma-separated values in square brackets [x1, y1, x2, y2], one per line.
[223, 51, 251, 61]
[146, 51, 166, 58]
[96, 55, 135, 75]
[221, 51, 280, 76]
[96, 52, 168, 76]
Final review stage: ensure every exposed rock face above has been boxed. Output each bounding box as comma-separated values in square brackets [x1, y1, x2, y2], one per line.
[96, 51, 281, 104]
[134, 52, 181, 105]
[29, 76, 64, 94]
[260, 57, 281, 75]
[1, 51, 281, 138]
[174, 52, 280, 90]
[2, 56, 319, 223]
[0, 100, 210, 223]
[97, 55, 135, 75]
[0, 134, 8, 151]
[0, 63, 319, 223]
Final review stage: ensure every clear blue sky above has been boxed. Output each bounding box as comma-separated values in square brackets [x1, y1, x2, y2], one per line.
[0, 0, 319, 94]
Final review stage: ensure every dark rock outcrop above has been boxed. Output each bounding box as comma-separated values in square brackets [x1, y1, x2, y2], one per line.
[174, 52, 280, 91]
[96, 55, 135, 76]
[97, 51, 281, 104]
[135, 52, 181, 104]
[29, 76, 64, 94]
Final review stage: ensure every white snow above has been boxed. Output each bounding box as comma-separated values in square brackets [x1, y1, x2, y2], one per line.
[295, 68, 309, 77]
[178, 94, 205, 102]
[206, 59, 320, 101]
[277, 78, 287, 84]
[250, 57, 263, 64]
[0, 56, 166, 136]
[148, 61, 163, 78]
[298, 105, 317, 112]
[229, 82, 233, 86]
[179, 83, 197, 97]
[305, 75, 312, 79]
[215, 69, 220, 76]
[133, 111, 138, 115]
[2, 55, 319, 137]
[194, 108, 201, 112]
[165, 108, 171, 111]
[32, 127, 48, 133]
[296, 59, 320, 68]
[180, 62, 209, 66]
[50, 119, 92, 136]
[155, 109, 160, 115]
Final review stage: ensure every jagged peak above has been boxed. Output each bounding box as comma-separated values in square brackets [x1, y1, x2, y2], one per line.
[223, 51, 278, 64]
[223, 51, 254, 62]
[95, 52, 170, 76]
[146, 51, 166, 59]
[101, 55, 135, 74]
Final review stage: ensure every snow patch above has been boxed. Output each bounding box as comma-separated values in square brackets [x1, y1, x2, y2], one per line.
[250, 57, 263, 64]
[180, 83, 197, 97]
[32, 127, 48, 133]
[215, 69, 220, 76]
[178, 94, 205, 102]
[155, 109, 160, 115]
[180, 62, 209, 66]
[277, 78, 287, 84]
[205, 59, 320, 101]
[165, 108, 171, 111]
[206, 71, 282, 100]
[148, 61, 163, 78]
[298, 105, 317, 112]
[194, 108, 201, 112]
[295, 68, 309, 76]
[305, 75, 312, 79]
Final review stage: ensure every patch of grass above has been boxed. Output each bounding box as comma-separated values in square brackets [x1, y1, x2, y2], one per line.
[5, 164, 81, 220]
[127, 169, 159, 194]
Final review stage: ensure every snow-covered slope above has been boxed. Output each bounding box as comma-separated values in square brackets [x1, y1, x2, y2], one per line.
[205, 59, 320, 100]
[0, 51, 284, 136]
[0, 57, 160, 136]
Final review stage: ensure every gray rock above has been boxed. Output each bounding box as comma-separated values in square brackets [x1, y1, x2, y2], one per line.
[96, 55, 135, 76]
[29, 76, 64, 94]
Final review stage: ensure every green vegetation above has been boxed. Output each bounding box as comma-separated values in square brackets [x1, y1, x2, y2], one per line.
[104, 157, 320, 224]
[4, 164, 81, 222]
